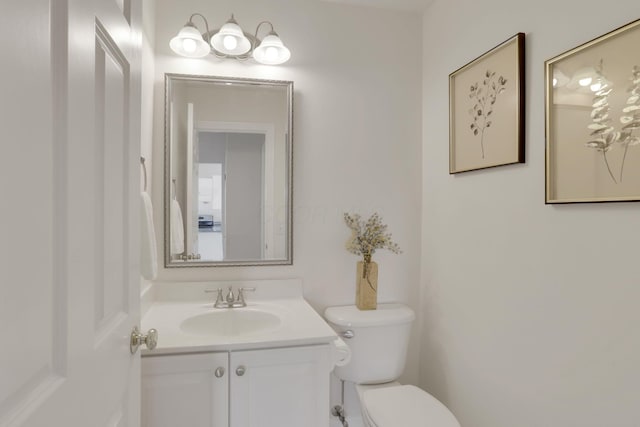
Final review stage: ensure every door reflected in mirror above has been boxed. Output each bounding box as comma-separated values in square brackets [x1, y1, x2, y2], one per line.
[165, 74, 293, 267]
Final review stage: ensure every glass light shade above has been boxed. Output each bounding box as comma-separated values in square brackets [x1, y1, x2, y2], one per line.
[211, 22, 251, 55]
[169, 24, 211, 58]
[567, 67, 597, 90]
[253, 34, 291, 65]
[223, 35, 238, 50]
[579, 77, 593, 87]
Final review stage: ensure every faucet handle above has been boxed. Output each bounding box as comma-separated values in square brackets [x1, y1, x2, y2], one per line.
[205, 288, 224, 305]
[237, 287, 256, 304]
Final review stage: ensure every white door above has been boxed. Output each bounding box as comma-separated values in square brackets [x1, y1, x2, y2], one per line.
[185, 103, 199, 257]
[0, 0, 142, 426]
[224, 134, 265, 260]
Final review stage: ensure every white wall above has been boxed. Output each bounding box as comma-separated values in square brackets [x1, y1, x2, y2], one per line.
[421, 2, 640, 426]
[151, 0, 423, 383]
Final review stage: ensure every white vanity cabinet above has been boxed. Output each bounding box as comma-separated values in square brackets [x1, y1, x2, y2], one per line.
[142, 352, 229, 427]
[230, 345, 332, 426]
[142, 344, 332, 427]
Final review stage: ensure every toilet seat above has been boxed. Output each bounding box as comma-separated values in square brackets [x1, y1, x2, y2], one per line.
[360, 384, 460, 427]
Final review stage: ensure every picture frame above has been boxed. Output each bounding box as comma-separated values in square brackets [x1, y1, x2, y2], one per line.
[545, 19, 640, 203]
[449, 33, 525, 174]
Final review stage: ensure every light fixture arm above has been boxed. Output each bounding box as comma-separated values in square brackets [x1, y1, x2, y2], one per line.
[253, 21, 276, 42]
[254, 21, 280, 49]
[187, 13, 212, 44]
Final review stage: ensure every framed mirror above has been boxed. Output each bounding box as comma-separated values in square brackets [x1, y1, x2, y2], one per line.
[164, 74, 293, 267]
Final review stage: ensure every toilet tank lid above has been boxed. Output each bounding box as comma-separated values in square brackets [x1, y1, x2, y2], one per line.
[324, 303, 415, 327]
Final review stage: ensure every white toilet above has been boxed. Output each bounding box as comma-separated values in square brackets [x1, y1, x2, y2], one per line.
[325, 303, 460, 427]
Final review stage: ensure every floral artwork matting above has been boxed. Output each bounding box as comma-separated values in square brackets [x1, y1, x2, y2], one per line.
[545, 19, 640, 203]
[449, 33, 525, 174]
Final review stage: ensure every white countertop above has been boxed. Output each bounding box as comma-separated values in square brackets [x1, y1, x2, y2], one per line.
[141, 279, 337, 356]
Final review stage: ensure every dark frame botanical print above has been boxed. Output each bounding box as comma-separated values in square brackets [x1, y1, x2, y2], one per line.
[449, 33, 525, 174]
[545, 19, 640, 203]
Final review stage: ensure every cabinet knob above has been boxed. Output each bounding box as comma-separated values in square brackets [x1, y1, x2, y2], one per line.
[214, 367, 225, 378]
[130, 326, 158, 354]
[236, 366, 246, 376]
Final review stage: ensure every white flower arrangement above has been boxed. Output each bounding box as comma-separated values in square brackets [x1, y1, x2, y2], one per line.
[343, 212, 402, 264]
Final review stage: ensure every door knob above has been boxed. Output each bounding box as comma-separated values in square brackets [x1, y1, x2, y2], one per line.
[215, 367, 225, 378]
[236, 366, 246, 376]
[130, 326, 158, 354]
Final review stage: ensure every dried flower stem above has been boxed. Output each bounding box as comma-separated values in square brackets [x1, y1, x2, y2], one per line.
[344, 212, 401, 262]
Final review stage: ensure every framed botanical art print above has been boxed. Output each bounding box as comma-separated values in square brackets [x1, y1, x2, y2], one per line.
[545, 19, 640, 203]
[449, 33, 525, 174]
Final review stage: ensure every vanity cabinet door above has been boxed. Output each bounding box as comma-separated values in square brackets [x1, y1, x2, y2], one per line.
[230, 345, 332, 427]
[142, 352, 229, 427]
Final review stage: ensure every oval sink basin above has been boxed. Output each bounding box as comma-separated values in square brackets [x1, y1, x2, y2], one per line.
[180, 309, 282, 337]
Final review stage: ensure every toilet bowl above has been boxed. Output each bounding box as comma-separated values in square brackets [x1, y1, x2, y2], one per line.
[357, 383, 459, 427]
[324, 304, 460, 427]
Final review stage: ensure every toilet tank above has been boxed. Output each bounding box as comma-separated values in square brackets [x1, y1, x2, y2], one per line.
[324, 303, 415, 384]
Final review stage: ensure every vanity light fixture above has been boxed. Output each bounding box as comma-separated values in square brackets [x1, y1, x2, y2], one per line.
[578, 76, 593, 87]
[565, 66, 597, 90]
[169, 13, 291, 65]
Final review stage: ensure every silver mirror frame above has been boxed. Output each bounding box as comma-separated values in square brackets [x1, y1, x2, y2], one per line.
[163, 73, 293, 267]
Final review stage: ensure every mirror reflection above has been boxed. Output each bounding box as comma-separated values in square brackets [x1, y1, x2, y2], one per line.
[165, 74, 292, 267]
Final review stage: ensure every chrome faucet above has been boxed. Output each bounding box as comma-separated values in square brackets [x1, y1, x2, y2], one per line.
[225, 287, 235, 304]
[206, 286, 255, 308]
